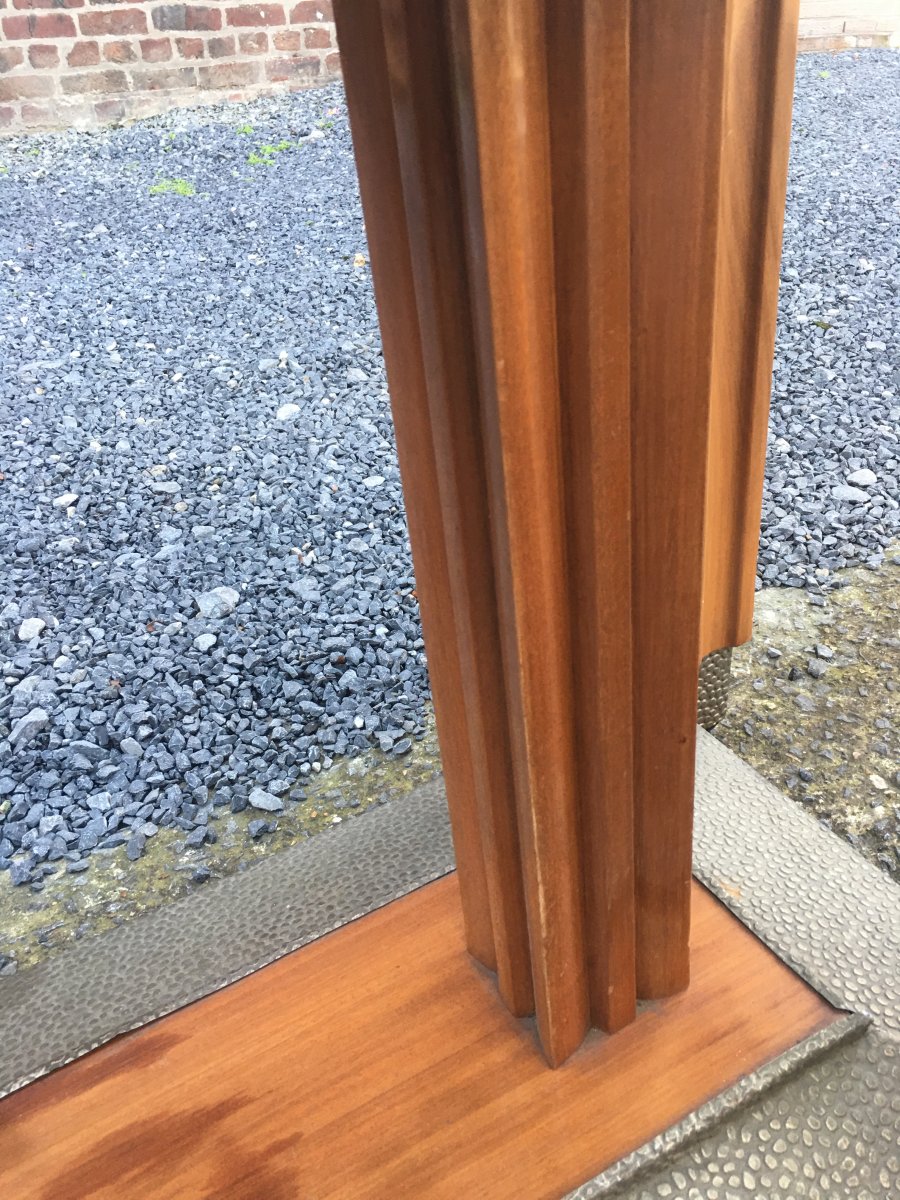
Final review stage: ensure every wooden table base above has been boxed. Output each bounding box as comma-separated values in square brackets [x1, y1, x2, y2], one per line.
[0, 876, 838, 1200]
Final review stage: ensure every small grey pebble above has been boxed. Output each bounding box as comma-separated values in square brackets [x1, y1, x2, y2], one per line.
[846, 468, 877, 486]
[248, 787, 283, 813]
[194, 587, 240, 619]
[126, 833, 146, 861]
[9, 862, 32, 886]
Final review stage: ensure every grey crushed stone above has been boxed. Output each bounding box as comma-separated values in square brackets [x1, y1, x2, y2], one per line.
[1, 53, 898, 891]
[17, 618, 46, 642]
[248, 788, 283, 813]
[761, 51, 899, 590]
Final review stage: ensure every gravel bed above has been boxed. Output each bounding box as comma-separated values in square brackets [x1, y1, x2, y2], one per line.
[763, 50, 899, 587]
[717, 552, 900, 882]
[1, 51, 898, 893]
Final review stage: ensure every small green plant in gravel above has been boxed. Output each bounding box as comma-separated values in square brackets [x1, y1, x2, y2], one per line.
[149, 178, 196, 197]
[236, 124, 254, 135]
[248, 140, 292, 166]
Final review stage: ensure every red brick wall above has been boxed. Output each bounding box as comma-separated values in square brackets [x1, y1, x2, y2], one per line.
[0, 1, 339, 133]
[1, 2, 898, 134]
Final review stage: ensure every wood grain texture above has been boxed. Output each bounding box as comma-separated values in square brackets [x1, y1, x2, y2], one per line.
[334, 0, 799, 1063]
[376, 0, 533, 1019]
[0, 877, 839, 1200]
[332, 1, 497, 971]
[629, 0, 730, 999]
[547, 0, 636, 1032]
[448, 0, 590, 1067]
[701, 0, 800, 655]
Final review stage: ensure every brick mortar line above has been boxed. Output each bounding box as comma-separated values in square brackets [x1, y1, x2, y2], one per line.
[1, 76, 338, 132]
[2, 62, 338, 93]
[0, 31, 338, 88]
[0, 30, 337, 57]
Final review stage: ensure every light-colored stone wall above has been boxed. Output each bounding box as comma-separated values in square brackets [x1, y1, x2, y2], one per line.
[798, 0, 900, 49]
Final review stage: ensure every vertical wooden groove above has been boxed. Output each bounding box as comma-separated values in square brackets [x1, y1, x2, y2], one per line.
[630, 0, 730, 999]
[701, 0, 801, 656]
[331, 1, 495, 969]
[448, 0, 590, 1065]
[336, 0, 799, 1064]
[547, 0, 636, 1031]
[377, 0, 533, 1017]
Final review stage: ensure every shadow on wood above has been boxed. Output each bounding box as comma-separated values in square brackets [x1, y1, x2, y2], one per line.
[0, 876, 839, 1200]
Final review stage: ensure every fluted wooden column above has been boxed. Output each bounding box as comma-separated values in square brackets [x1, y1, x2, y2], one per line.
[333, 0, 799, 1066]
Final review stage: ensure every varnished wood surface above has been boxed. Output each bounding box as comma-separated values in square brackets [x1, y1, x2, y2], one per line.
[333, 1, 497, 972]
[378, 0, 535, 1020]
[449, 0, 591, 1067]
[701, 0, 800, 655]
[334, 0, 800, 1063]
[0, 877, 838, 1200]
[629, 0, 727, 1000]
[548, 0, 636, 1034]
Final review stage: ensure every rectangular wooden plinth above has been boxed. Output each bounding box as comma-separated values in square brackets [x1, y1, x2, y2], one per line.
[0, 877, 837, 1200]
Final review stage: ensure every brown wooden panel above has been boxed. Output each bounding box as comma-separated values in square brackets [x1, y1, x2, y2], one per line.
[546, 0, 636, 1032]
[629, 0, 731, 999]
[447, 0, 590, 1067]
[334, 0, 800, 1063]
[701, 0, 800, 655]
[0, 877, 839, 1200]
[331, 0, 496, 970]
[374, 0, 533, 1018]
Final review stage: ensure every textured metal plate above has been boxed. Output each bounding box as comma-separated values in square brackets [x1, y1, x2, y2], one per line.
[0, 780, 455, 1097]
[1, 735, 897, 1199]
[697, 647, 732, 729]
[568, 731, 900, 1199]
[571, 1027, 899, 1200]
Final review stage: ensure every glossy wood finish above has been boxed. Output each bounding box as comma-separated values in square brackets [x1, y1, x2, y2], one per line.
[701, 0, 801, 656]
[379, 0, 534, 1020]
[0, 877, 839, 1200]
[629, 0, 729, 998]
[449, 0, 591, 1067]
[334, 0, 800, 1063]
[334, 1, 497, 972]
[547, 0, 636, 1033]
